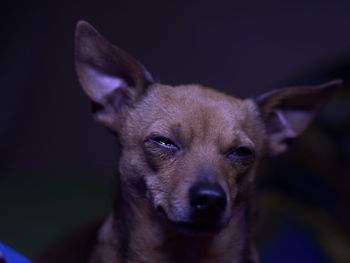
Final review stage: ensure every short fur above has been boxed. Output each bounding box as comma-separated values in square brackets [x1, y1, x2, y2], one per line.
[36, 21, 342, 263]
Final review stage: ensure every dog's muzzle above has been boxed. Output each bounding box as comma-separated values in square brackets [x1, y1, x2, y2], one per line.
[156, 181, 229, 235]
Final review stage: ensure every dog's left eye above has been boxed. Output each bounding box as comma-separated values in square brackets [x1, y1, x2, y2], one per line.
[150, 136, 178, 150]
[227, 146, 254, 160]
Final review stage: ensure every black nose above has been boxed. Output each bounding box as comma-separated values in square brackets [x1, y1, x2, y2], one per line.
[189, 182, 227, 217]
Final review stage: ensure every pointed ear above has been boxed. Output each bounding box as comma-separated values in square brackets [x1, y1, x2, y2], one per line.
[75, 21, 154, 129]
[255, 80, 342, 156]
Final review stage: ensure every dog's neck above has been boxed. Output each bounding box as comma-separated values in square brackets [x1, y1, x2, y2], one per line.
[91, 187, 257, 263]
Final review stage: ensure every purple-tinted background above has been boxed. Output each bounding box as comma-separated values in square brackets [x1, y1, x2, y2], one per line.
[2, 0, 350, 174]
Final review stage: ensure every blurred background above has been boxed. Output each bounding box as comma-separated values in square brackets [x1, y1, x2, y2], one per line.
[1, 0, 350, 262]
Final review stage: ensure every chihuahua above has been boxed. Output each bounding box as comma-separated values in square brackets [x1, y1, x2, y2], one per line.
[36, 21, 341, 263]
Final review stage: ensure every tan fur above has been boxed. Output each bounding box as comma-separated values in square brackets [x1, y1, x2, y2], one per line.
[88, 84, 263, 263]
[35, 21, 342, 263]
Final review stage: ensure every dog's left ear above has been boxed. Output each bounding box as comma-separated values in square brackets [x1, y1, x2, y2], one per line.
[255, 80, 342, 156]
[75, 21, 154, 129]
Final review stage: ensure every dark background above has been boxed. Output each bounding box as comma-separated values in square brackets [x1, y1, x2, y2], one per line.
[1, 0, 350, 261]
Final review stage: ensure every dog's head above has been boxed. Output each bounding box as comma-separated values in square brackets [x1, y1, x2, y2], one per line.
[75, 21, 341, 235]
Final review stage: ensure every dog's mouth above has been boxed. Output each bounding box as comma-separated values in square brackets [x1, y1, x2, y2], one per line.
[168, 220, 224, 236]
[156, 205, 228, 236]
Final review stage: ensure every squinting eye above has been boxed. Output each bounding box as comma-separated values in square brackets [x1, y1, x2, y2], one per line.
[149, 136, 178, 150]
[227, 146, 254, 160]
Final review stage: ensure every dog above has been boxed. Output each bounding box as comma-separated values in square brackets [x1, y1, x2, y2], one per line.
[36, 21, 341, 263]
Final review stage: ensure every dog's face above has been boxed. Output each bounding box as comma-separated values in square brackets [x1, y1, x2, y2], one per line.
[75, 21, 340, 234]
[118, 84, 264, 232]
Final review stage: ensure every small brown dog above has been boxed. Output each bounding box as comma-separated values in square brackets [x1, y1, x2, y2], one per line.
[37, 21, 341, 263]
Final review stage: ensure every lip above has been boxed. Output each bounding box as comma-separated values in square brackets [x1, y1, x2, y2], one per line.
[168, 220, 224, 236]
[156, 205, 226, 236]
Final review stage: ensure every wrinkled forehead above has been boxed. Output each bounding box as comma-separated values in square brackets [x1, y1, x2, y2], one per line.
[129, 84, 260, 146]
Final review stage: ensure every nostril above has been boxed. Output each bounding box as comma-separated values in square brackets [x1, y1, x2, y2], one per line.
[189, 183, 227, 214]
[156, 205, 169, 220]
[193, 189, 226, 211]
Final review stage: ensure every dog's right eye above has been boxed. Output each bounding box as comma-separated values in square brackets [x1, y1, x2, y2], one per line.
[149, 136, 178, 150]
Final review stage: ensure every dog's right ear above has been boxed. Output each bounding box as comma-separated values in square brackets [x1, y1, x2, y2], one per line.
[75, 21, 154, 129]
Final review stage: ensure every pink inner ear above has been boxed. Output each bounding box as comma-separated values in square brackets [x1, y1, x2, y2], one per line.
[75, 21, 154, 108]
[265, 109, 297, 154]
[81, 66, 127, 104]
[276, 108, 315, 135]
[265, 106, 319, 155]
[265, 109, 293, 134]
[256, 80, 341, 156]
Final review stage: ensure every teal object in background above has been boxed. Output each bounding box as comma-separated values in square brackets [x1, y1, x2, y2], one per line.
[0, 243, 31, 263]
[0, 175, 111, 257]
